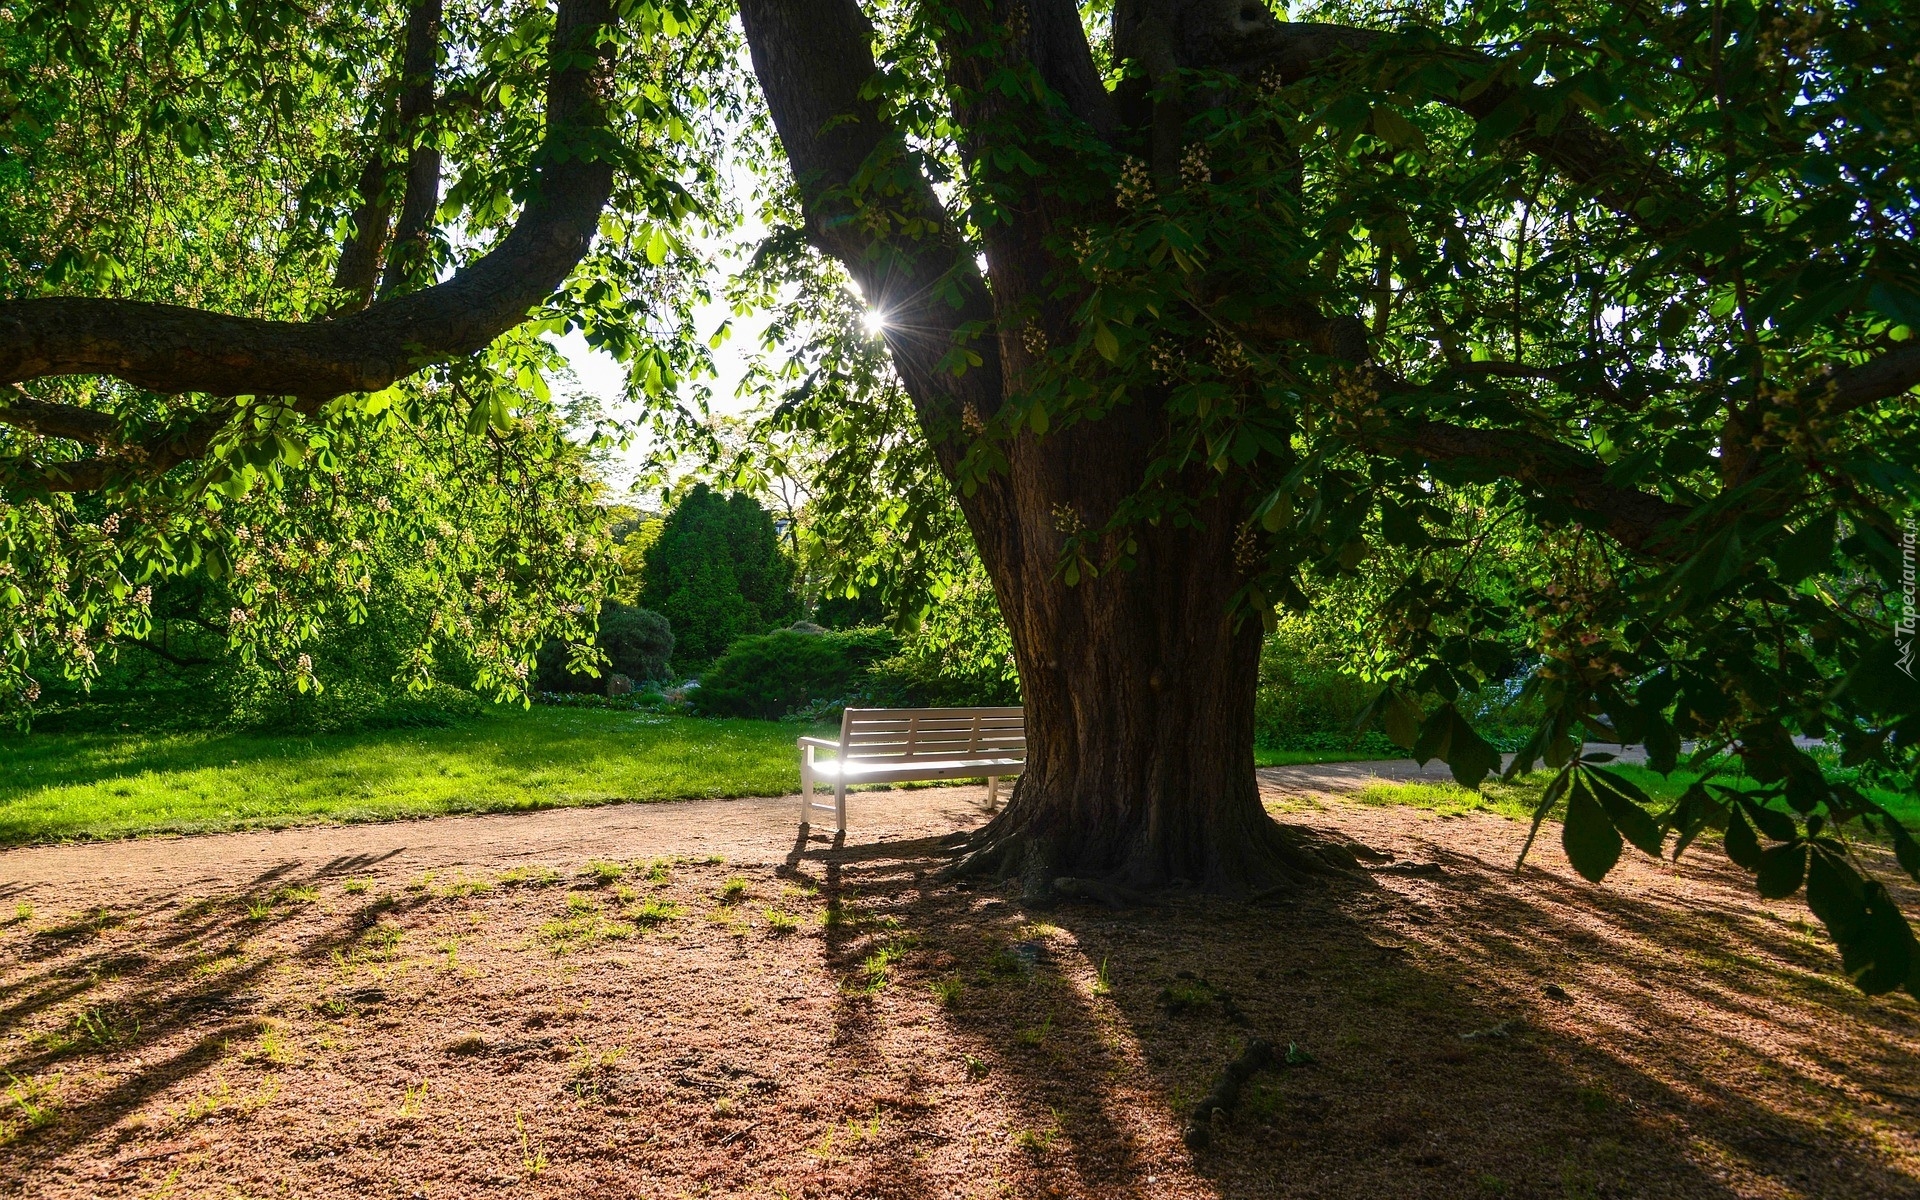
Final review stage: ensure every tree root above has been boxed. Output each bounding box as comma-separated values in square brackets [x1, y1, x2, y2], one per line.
[1182, 1037, 1274, 1150]
[1050, 876, 1166, 909]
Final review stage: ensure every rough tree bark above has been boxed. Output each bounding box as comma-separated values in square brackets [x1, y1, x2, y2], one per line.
[740, 0, 1367, 893]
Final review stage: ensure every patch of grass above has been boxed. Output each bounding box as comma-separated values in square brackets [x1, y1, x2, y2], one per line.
[272, 884, 319, 905]
[244, 898, 274, 922]
[6, 903, 30, 925]
[963, 1054, 990, 1079]
[1014, 1015, 1053, 1047]
[644, 859, 672, 885]
[718, 876, 749, 904]
[1092, 956, 1112, 998]
[627, 897, 682, 926]
[1350, 763, 1917, 831]
[498, 865, 563, 889]
[582, 859, 626, 885]
[397, 1078, 430, 1118]
[846, 941, 909, 995]
[540, 900, 636, 952]
[763, 907, 800, 934]
[931, 975, 964, 1007]
[4, 1072, 60, 1138]
[0, 708, 836, 845]
[341, 879, 369, 895]
[68, 1005, 138, 1048]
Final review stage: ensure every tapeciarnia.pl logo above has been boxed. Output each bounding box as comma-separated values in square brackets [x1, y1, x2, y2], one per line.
[1901, 511, 1917, 679]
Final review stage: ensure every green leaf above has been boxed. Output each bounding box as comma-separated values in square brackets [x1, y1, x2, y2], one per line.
[1724, 805, 1763, 871]
[1562, 775, 1623, 883]
[1773, 513, 1836, 583]
[1587, 769, 1665, 857]
[1381, 691, 1422, 749]
[1754, 842, 1808, 899]
[1516, 765, 1572, 869]
[1092, 321, 1120, 363]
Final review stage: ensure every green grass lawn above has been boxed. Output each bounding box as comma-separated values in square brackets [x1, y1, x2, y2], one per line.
[0, 707, 831, 845]
[5, 707, 1909, 848]
[1342, 762, 1919, 830]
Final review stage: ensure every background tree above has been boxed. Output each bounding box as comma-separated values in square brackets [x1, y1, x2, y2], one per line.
[636, 483, 799, 667]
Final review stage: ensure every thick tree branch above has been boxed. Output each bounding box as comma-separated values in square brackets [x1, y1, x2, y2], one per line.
[379, 0, 445, 300]
[737, 0, 1000, 457]
[329, 150, 395, 313]
[1822, 341, 1920, 415]
[1, 384, 122, 446]
[1397, 420, 1690, 556]
[0, 0, 617, 484]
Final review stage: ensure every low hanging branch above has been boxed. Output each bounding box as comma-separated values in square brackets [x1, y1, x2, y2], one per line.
[0, 0, 619, 493]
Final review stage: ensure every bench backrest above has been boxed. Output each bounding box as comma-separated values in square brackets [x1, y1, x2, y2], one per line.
[839, 707, 1026, 763]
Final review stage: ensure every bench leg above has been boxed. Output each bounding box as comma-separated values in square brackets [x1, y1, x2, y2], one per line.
[799, 761, 813, 826]
[986, 776, 999, 811]
[833, 779, 847, 834]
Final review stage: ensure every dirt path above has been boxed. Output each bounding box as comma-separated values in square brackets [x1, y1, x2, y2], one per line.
[4, 769, 1917, 1200]
[0, 762, 1464, 906]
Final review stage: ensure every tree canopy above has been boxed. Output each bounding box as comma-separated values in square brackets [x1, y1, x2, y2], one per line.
[1, 0, 1917, 997]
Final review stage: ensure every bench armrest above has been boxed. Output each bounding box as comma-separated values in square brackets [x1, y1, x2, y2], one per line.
[796, 737, 843, 754]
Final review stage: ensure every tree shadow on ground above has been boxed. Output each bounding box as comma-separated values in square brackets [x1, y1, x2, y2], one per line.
[3, 807, 1915, 1199]
[778, 815, 1920, 1200]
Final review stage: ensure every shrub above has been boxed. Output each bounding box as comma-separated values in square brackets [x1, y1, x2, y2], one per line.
[533, 603, 673, 693]
[693, 627, 898, 720]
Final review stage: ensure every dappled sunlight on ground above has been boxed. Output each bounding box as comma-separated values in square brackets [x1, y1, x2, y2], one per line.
[0, 785, 1914, 1198]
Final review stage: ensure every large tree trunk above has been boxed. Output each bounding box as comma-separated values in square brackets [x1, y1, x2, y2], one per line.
[739, 0, 1356, 894]
[954, 404, 1349, 895]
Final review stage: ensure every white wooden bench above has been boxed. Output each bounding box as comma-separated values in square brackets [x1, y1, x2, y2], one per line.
[797, 706, 1026, 833]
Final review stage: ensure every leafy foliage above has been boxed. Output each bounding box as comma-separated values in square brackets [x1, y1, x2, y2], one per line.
[692, 627, 895, 720]
[534, 601, 672, 693]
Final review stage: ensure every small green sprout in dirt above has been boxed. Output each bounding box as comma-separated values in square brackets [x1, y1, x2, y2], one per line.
[644, 860, 671, 885]
[718, 877, 749, 904]
[931, 976, 964, 1008]
[566, 892, 596, 914]
[516, 1111, 547, 1177]
[763, 907, 799, 934]
[244, 898, 274, 922]
[1012, 1123, 1057, 1156]
[499, 866, 563, 889]
[1015, 1016, 1053, 1047]
[583, 859, 626, 885]
[822, 900, 847, 929]
[963, 1055, 990, 1079]
[397, 1078, 430, 1118]
[408, 871, 436, 893]
[435, 938, 461, 969]
[540, 911, 635, 953]
[69, 1006, 137, 1048]
[5, 1072, 61, 1135]
[341, 879, 369, 895]
[702, 854, 726, 865]
[252, 1024, 293, 1066]
[613, 883, 637, 904]
[1093, 957, 1113, 997]
[568, 1042, 627, 1101]
[6, 903, 31, 926]
[361, 921, 404, 953]
[437, 873, 493, 899]
[782, 881, 818, 900]
[713, 1095, 738, 1117]
[272, 884, 319, 905]
[846, 941, 908, 995]
[628, 898, 682, 926]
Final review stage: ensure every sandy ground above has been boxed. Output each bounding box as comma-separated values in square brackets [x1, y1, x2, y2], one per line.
[2, 766, 1917, 1199]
